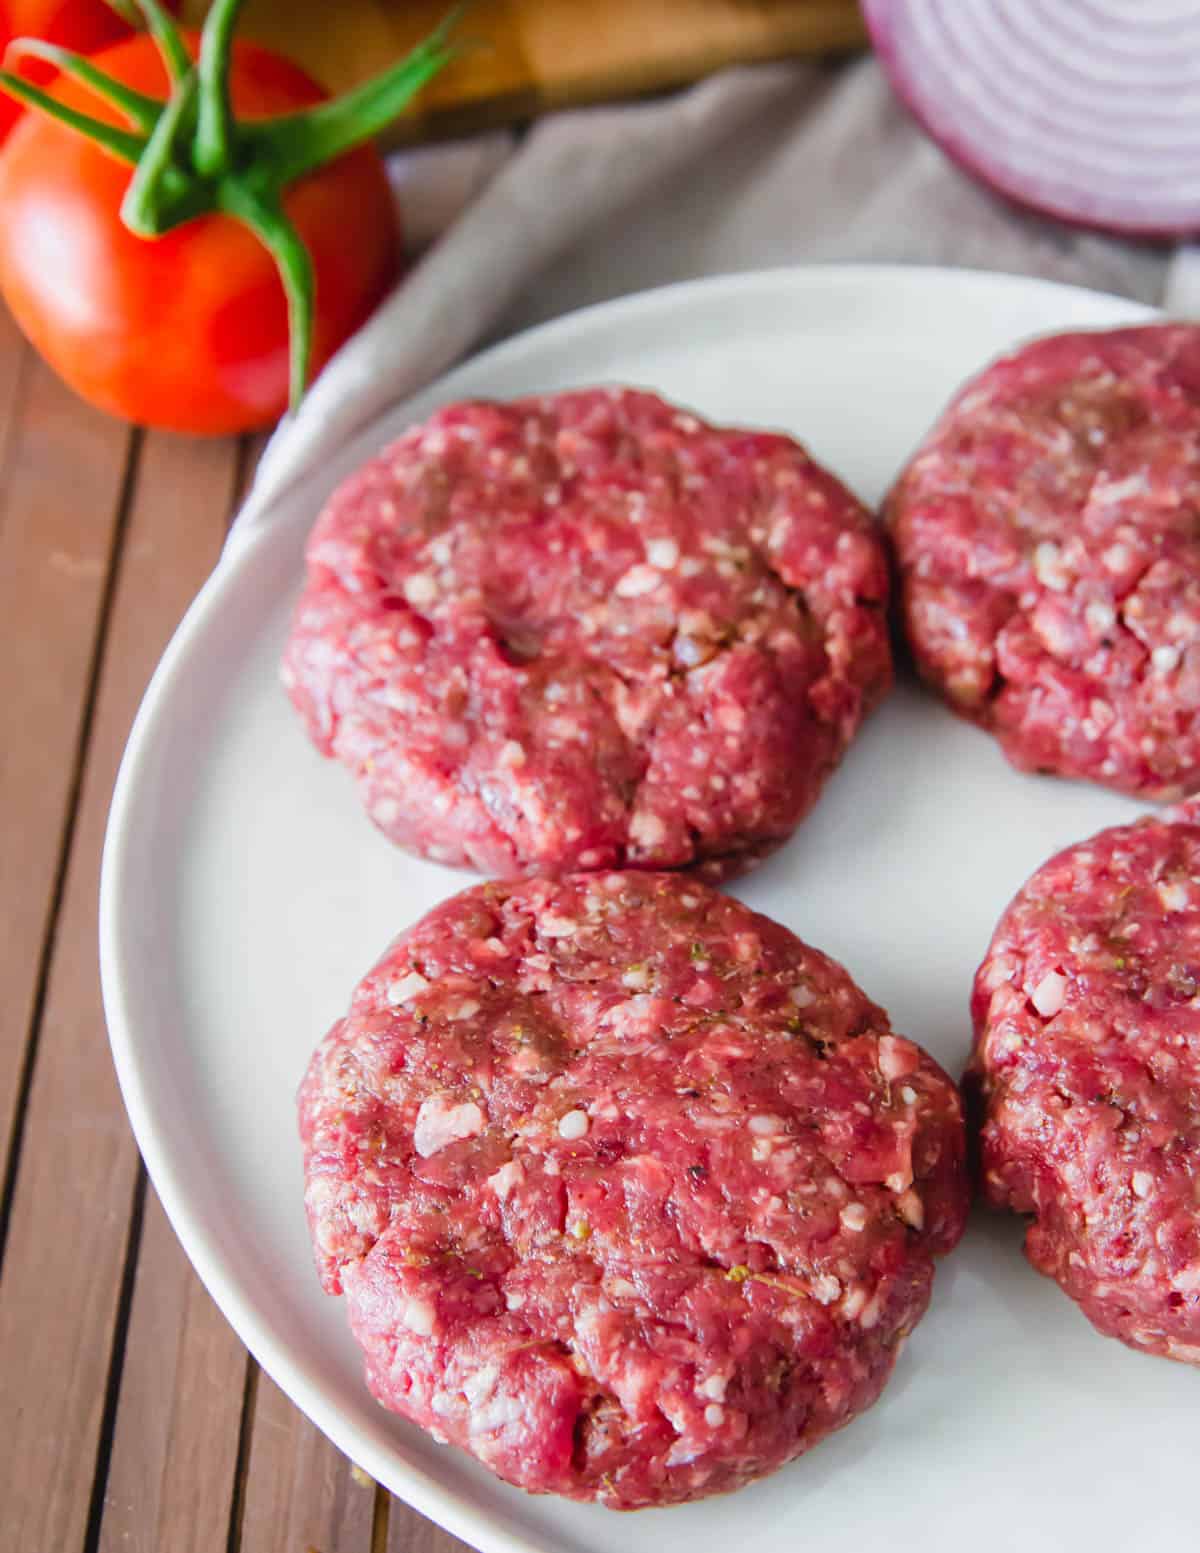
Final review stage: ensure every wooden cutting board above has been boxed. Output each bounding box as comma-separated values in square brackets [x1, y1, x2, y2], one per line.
[182, 0, 866, 144]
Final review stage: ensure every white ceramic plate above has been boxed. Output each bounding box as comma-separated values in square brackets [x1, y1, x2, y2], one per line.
[101, 267, 1190, 1553]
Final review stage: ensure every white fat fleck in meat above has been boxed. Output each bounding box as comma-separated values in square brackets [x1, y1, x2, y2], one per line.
[387, 970, 430, 1005]
[1032, 541, 1070, 591]
[811, 1273, 841, 1305]
[748, 1114, 783, 1136]
[646, 537, 680, 569]
[470, 1394, 526, 1435]
[840, 1202, 868, 1233]
[614, 563, 663, 598]
[674, 635, 710, 667]
[462, 1363, 501, 1407]
[1158, 880, 1190, 912]
[605, 987, 661, 1037]
[896, 1189, 925, 1230]
[1103, 543, 1133, 574]
[1030, 969, 1067, 1017]
[878, 1035, 917, 1081]
[1095, 473, 1149, 506]
[629, 811, 667, 849]
[704, 1404, 725, 1427]
[1131, 1171, 1154, 1200]
[698, 1373, 727, 1401]
[1152, 643, 1182, 674]
[790, 984, 815, 1008]
[413, 1097, 485, 1158]
[558, 1109, 589, 1141]
[539, 914, 577, 938]
[621, 964, 652, 991]
[486, 1160, 524, 1200]
[1085, 600, 1117, 635]
[403, 572, 439, 607]
[1172, 1262, 1200, 1293]
[401, 1297, 436, 1335]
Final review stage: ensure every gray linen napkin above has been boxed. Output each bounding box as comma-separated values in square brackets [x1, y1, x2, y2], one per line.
[234, 54, 1181, 540]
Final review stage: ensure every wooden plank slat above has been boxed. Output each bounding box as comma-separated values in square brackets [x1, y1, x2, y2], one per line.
[182, 0, 865, 145]
[97, 1188, 250, 1553]
[0, 428, 234, 1553]
[0, 306, 31, 493]
[94, 431, 259, 1553]
[387, 1495, 473, 1553]
[237, 1373, 376, 1553]
[0, 354, 133, 1223]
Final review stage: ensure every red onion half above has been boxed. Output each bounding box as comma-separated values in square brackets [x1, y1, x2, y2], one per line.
[862, 0, 1200, 238]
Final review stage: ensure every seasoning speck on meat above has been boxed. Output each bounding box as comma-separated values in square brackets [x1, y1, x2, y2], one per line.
[299, 872, 968, 1508]
[970, 797, 1200, 1363]
[889, 324, 1200, 798]
[283, 388, 892, 878]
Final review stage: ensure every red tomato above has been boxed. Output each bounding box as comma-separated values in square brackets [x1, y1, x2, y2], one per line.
[0, 2, 164, 141]
[0, 32, 400, 434]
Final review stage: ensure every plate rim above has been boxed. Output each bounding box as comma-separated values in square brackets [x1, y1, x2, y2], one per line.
[98, 261, 1158, 1553]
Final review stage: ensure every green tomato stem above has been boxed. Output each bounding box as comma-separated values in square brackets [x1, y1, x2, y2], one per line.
[243, 23, 459, 186]
[114, 0, 192, 84]
[0, 69, 145, 160]
[121, 67, 202, 235]
[219, 182, 313, 413]
[194, 0, 247, 177]
[5, 39, 162, 132]
[243, 7, 463, 184]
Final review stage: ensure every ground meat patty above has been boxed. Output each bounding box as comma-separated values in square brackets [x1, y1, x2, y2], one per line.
[970, 799, 1200, 1363]
[889, 324, 1200, 798]
[299, 873, 967, 1507]
[283, 388, 891, 877]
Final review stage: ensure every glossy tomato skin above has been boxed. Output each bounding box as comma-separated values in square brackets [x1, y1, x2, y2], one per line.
[0, 1, 155, 141]
[0, 33, 400, 434]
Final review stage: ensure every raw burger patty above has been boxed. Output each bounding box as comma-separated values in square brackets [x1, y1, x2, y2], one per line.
[283, 388, 891, 877]
[970, 799, 1200, 1363]
[889, 324, 1200, 798]
[299, 873, 967, 1508]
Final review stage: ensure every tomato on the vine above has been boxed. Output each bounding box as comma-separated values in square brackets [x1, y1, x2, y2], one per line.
[0, 3, 453, 434]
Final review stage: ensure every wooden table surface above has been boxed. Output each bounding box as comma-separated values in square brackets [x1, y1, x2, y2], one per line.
[0, 301, 468, 1553]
